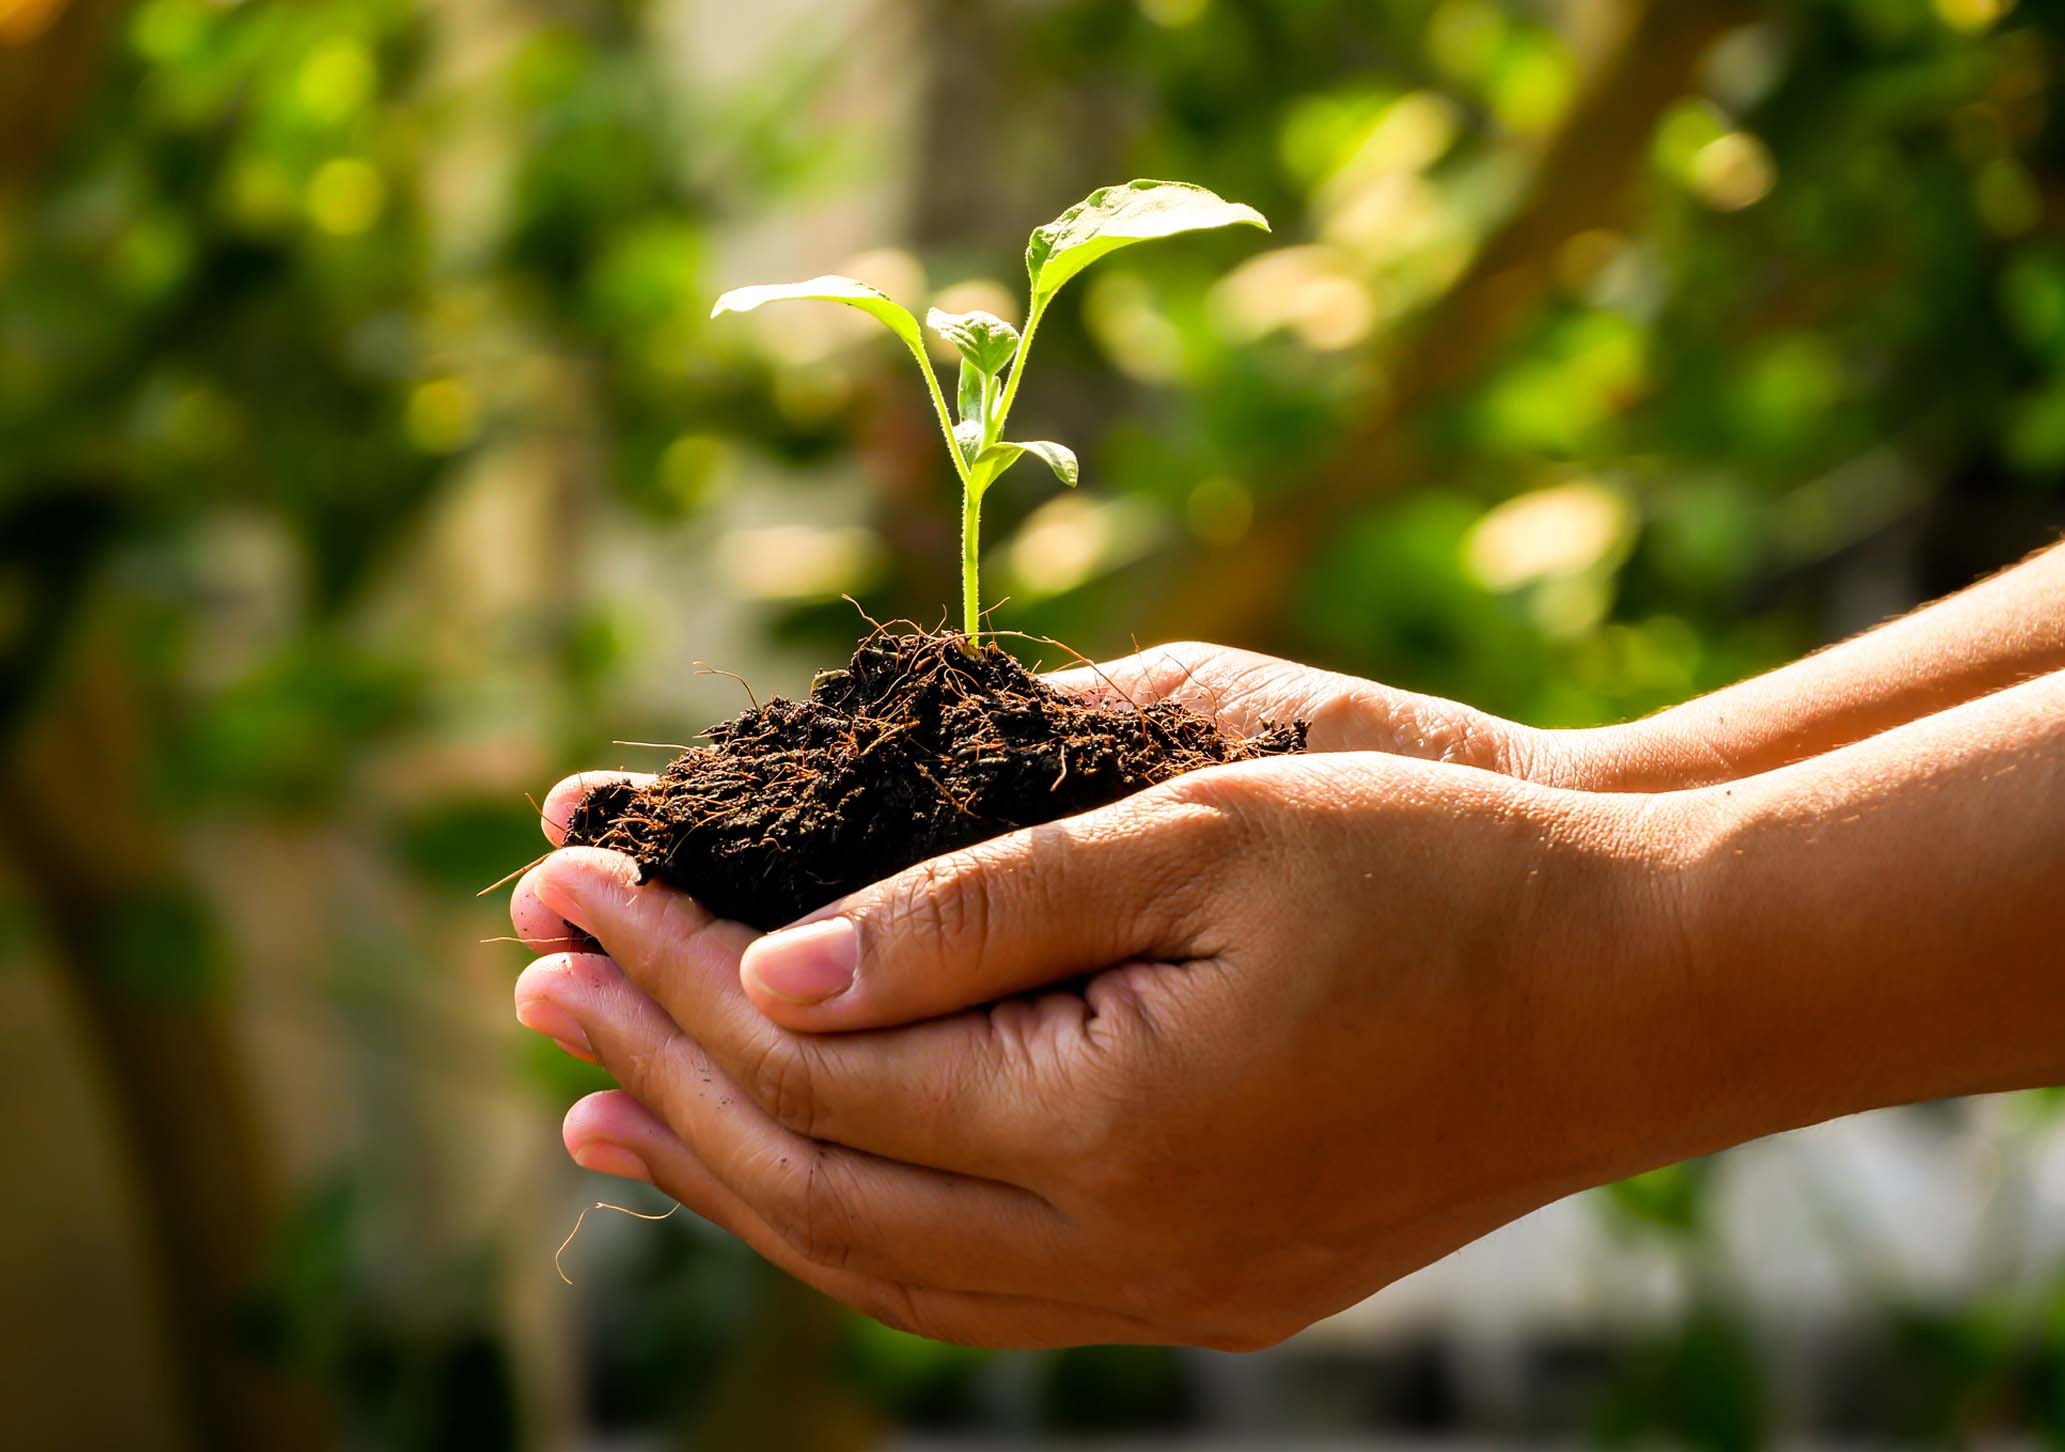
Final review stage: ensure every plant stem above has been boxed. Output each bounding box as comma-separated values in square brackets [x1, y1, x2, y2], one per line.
[990, 296, 1046, 442]
[954, 295, 1046, 640]
[901, 337, 987, 640]
[961, 480, 982, 637]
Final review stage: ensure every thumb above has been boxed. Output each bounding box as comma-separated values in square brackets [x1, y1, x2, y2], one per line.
[738, 781, 1232, 1032]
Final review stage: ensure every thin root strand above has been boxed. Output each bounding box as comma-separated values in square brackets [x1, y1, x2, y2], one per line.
[555, 1201, 680, 1286]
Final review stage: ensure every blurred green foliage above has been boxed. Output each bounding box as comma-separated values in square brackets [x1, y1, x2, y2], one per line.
[244, 1179, 522, 1452]
[1594, 1308, 1769, 1452]
[4, 0, 2064, 1447]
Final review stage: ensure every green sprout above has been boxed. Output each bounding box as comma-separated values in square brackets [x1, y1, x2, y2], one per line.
[711, 179, 1269, 638]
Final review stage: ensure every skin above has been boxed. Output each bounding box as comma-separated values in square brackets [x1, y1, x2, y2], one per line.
[1039, 538, 2065, 791]
[509, 543, 2065, 1350]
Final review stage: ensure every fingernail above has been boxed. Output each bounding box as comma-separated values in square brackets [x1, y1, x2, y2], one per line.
[573, 1141, 650, 1183]
[517, 998, 593, 1058]
[742, 916, 857, 1005]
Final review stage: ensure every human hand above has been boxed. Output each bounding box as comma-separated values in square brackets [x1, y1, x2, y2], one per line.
[510, 752, 1708, 1349]
[1038, 640, 1709, 792]
[1064, 546, 2065, 792]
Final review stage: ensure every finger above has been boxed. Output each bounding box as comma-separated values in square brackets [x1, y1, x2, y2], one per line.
[562, 1088, 668, 1179]
[514, 778, 654, 951]
[514, 949, 1085, 1300]
[538, 770, 656, 846]
[560, 1089, 1172, 1350]
[733, 776, 1233, 1033]
[521, 849, 1062, 1177]
[1041, 641, 1355, 744]
[1043, 640, 1492, 759]
[511, 872, 582, 953]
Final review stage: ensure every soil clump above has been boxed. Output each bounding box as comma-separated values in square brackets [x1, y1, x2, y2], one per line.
[562, 631, 1306, 930]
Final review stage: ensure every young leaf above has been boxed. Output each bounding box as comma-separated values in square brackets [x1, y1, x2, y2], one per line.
[712, 273, 970, 496]
[1025, 180, 1269, 305]
[710, 275, 922, 350]
[957, 359, 985, 427]
[926, 308, 1021, 376]
[954, 419, 985, 468]
[976, 439, 1080, 490]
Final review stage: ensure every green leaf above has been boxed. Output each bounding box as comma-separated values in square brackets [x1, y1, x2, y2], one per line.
[712, 273, 968, 489]
[1025, 179, 1269, 305]
[954, 419, 984, 467]
[957, 358, 985, 427]
[977, 439, 1079, 489]
[710, 274, 922, 349]
[926, 307, 1021, 376]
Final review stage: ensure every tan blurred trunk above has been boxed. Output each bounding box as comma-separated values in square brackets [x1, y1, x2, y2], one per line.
[685, 1266, 882, 1450]
[0, 0, 127, 201]
[0, 620, 337, 1452]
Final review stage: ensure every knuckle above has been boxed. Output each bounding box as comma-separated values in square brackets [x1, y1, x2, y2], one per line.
[795, 1147, 863, 1271]
[1489, 719, 1546, 783]
[1410, 700, 1508, 775]
[758, 1154, 818, 1260]
[628, 888, 702, 983]
[744, 1033, 820, 1139]
[886, 854, 995, 974]
[882, 1290, 1026, 1350]
[591, 883, 663, 974]
[1139, 640, 1222, 701]
[1155, 639, 1214, 671]
[1125, 775, 1255, 928]
[849, 1280, 928, 1340]
[620, 1022, 688, 1117]
[1148, 765, 1257, 830]
[909, 1031, 984, 1130]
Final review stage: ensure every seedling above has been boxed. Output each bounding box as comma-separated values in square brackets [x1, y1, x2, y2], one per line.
[711, 179, 1269, 638]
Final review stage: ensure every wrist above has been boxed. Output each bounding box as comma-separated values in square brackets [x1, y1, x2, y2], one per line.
[1670, 712, 2065, 1148]
[1497, 782, 1859, 1185]
[1663, 781, 1910, 1158]
[1478, 784, 1737, 1188]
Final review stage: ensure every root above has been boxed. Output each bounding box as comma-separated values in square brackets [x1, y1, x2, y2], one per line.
[840, 593, 888, 635]
[477, 850, 550, 898]
[986, 628, 1145, 713]
[693, 660, 760, 711]
[555, 1200, 680, 1286]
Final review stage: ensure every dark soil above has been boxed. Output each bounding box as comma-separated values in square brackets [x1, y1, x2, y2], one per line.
[561, 631, 1306, 930]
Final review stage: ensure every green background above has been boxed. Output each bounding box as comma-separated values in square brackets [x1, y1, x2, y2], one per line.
[2, 0, 2062, 1446]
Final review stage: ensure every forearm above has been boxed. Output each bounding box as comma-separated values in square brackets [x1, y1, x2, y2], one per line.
[1543, 540, 2065, 790]
[1664, 667, 2065, 1162]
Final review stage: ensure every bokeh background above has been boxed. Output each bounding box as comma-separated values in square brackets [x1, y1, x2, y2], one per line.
[4, 0, 2065, 1446]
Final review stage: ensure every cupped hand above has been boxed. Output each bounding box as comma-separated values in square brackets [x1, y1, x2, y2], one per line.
[1043, 639, 1542, 771]
[511, 750, 1712, 1350]
[1039, 639, 1700, 790]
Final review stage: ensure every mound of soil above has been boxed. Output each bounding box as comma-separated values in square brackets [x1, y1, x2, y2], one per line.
[562, 632, 1306, 930]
